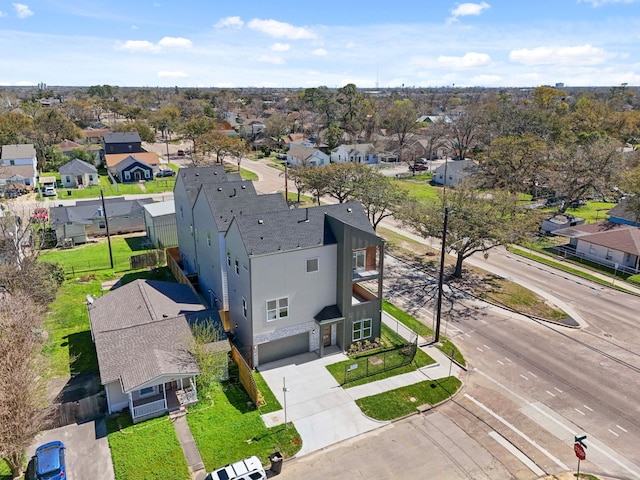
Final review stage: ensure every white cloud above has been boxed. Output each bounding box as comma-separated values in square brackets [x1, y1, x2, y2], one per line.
[437, 52, 491, 68]
[312, 48, 328, 56]
[470, 74, 503, 86]
[270, 43, 290, 52]
[248, 19, 316, 40]
[0, 11, 7, 17]
[157, 71, 188, 78]
[131, 25, 138, 30]
[118, 40, 159, 53]
[449, 2, 490, 20]
[13, 3, 33, 19]
[215, 16, 244, 29]
[509, 44, 616, 66]
[158, 36, 192, 49]
[255, 55, 285, 65]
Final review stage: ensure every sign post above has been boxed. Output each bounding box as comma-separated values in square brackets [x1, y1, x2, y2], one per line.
[574, 434, 587, 478]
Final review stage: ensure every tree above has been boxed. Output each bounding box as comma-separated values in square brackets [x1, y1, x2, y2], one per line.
[337, 83, 366, 141]
[446, 105, 485, 160]
[323, 121, 344, 151]
[621, 164, 640, 222]
[0, 112, 32, 145]
[180, 117, 217, 158]
[0, 292, 49, 479]
[188, 320, 228, 391]
[264, 113, 289, 149]
[286, 166, 307, 204]
[398, 184, 539, 278]
[200, 130, 245, 166]
[352, 169, 408, 231]
[383, 99, 418, 162]
[113, 120, 155, 143]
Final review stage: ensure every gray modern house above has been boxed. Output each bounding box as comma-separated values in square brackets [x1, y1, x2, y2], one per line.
[225, 202, 384, 367]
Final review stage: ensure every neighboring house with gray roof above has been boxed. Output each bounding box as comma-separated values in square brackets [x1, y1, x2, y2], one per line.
[433, 159, 481, 186]
[607, 198, 640, 227]
[190, 180, 287, 310]
[331, 143, 379, 164]
[112, 155, 154, 183]
[88, 279, 228, 423]
[0, 143, 38, 188]
[552, 221, 640, 273]
[59, 158, 99, 188]
[224, 201, 384, 367]
[286, 145, 329, 167]
[49, 197, 153, 244]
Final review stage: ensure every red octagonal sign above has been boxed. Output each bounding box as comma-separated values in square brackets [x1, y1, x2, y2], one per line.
[574, 442, 586, 460]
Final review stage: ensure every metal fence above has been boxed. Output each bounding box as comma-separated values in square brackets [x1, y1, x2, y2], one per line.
[339, 341, 417, 385]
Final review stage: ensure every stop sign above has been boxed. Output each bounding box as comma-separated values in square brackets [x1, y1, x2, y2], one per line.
[574, 442, 586, 460]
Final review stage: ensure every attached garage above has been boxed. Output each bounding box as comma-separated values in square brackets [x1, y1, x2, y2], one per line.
[257, 333, 309, 366]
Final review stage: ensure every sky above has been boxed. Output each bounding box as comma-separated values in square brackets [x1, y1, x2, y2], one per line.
[1, 0, 639, 89]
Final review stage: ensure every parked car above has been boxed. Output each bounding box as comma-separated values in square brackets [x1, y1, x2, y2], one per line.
[276, 153, 287, 160]
[43, 186, 56, 197]
[31, 207, 49, 222]
[409, 163, 429, 171]
[177, 149, 185, 156]
[156, 169, 176, 177]
[205, 455, 267, 480]
[33, 441, 66, 480]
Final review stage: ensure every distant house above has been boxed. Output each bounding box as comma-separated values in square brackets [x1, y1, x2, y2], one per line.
[433, 159, 480, 186]
[103, 132, 143, 154]
[541, 213, 585, 235]
[0, 143, 38, 189]
[144, 201, 177, 249]
[331, 144, 379, 164]
[607, 198, 640, 227]
[286, 145, 330, 167]
[59, 158, 99, 188]
[49, 197, 153, 244]
[552, 221, 640, 273]
[111, 155, 154, 183]
[82, 127, 111, 145]
[88, 279, 229, 423]
[57, 139, 83, 157]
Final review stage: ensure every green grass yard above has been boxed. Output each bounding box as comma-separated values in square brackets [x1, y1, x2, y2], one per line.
[0, 460, 10, 480]
[355, 377, 462, 420]
[187, 381, 302, 471]
[392, 175, 440, 203]
[541, 201, 616, 223]
[107, 415, 190, 480]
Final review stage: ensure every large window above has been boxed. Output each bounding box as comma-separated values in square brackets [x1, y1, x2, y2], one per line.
[352, 318, 372, 341]
[267, 297, 288, 321]
[352, 250, 366, 272]
[139, 386, 156, 397]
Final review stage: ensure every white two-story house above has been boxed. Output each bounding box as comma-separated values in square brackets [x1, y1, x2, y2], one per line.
[0, 143, 38, 189]
[224, 202, 384, 367]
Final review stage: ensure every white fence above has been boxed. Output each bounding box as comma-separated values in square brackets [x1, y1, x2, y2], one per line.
[132, 398, 167, 419]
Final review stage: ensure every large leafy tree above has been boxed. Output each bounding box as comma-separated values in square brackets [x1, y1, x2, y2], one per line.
[352, 169, 408, 231]
[180, 117, 217, 157]
[113, 120, 155, 143]
[383, 99, 418, 162]
[398, 184, 539, 278]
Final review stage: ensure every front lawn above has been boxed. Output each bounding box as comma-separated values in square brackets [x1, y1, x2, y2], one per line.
[541, 201, 615, 224]
[356, 377, 462, 421]
[59, 176, 143, 200]
[187, 380, 302, 471]
[392, 176, 440, 202]
[107, 414, 190, 480]
[0, 460, 10, 480]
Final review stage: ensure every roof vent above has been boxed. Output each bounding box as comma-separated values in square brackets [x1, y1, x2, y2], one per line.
[258, 219, 264, 224]
[218, 187, 222, 191]
[241, 185, 246, 189]
[347, 207, 352, 212]
[195, 173, 199, 176]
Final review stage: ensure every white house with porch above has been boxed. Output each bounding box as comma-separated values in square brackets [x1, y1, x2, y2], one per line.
[88, 279, 228, 423]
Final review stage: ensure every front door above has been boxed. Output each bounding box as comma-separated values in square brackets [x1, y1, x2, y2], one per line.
[322, 325, 331, 347]
[134, 171, 142, 181]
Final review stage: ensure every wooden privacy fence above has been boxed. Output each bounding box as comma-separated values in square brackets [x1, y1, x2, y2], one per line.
[130, 250, 165, 270]
[230, 344, 265, 408]
[49, 392, 107, 428]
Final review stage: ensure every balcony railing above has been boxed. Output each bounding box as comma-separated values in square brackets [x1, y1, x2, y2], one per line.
[132, 398, 167, 419]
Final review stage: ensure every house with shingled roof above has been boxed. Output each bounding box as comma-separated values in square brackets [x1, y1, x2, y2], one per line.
[59, 158, 99, 188]
[88, 279, 228, 423]
[224, 201, 384, 367]
[0, 143, 38, 189]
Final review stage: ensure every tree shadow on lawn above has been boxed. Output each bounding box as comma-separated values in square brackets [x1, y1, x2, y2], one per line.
[117, 266, 176, 286]
[124, 236, 152, 252]
[66, 330, 99, 376]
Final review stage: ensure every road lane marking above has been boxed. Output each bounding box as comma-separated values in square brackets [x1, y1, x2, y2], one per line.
[546, 391, 556, 397]
[477, 347, 484, 352]
[528, 371, 538, 378]
[617, 425, 627, 433]
[583, 405, 593, 412]
[483, 344, 492, 350]
[476, 369, 640, 478]
[609, 429, 620, 437]
[488, 431, 545, 477]
[554, 387, 563, 394]
[504, 357, 513, 363]
[575, 409, 585, 416]
[464, 393, 569, 470]
[497, 360, 505, 366]
[520, 374, 529, 381]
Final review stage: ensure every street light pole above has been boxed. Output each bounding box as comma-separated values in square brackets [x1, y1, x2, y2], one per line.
[434, 206, 449, 344]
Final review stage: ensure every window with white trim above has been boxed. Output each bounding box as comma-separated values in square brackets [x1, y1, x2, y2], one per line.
[66, 176, 71, 183]
[352, 250, 366, 272]
[306, 257, 319, 273]
[124, 171, 131, 180]
[144, 170, 150, 179]
[226, 252, 231, 267]
[235, 259, 240, 275]
[242, 298, 247, 317]
[352, 318, 372, 342]
[206, 231, 211, 247]
[180, 206, 184, 219]
[267, 297, 288, 321]
[139, 386, 156, 397]
[605, 249, 613, 260]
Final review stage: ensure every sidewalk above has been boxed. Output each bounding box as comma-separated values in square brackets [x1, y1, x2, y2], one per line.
[172, 415, 206, 479]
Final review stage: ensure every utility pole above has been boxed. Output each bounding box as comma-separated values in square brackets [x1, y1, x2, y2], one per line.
[434, 206, 449, 344]
[284, 161, 289, 205]
[100, 190, 114, 269]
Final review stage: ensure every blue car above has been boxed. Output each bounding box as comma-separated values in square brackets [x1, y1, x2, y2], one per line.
[33, 441, 66, 480]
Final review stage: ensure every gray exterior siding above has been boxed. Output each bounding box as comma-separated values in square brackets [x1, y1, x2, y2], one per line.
[173, 176, 198, 274]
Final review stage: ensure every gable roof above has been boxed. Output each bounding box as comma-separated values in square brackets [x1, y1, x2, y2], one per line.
[103, 132, 141, 144]
[112, 155, 153, 172]
[199, 181, 287, 232]
[553, 221, 640, 255]
[1, 144, 36, 160]
[58, 139, 83, 152]
[287, 145, 326, 162]
[607, 198, 640, 226]
[88, 279, 221, 391]
[59, 158, 98, 175]
[175, 165, 230, 206]
[105, 152, 159, 168]
[332, 143, 377, 154]
[232, 201, 376, 256]
[0, 165, 36, 180]
[83, 127, 111, 139]
[49, 197, 153, 228]
[434, 159, 480, 175]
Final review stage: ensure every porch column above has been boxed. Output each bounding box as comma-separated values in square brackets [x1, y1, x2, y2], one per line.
[127, 392, 134, 418]
[191, 376, 197, 396]
[162, 383, 167, 409]
[180, 378, 184, 390]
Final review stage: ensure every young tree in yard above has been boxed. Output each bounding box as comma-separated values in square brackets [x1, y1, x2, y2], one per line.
[299, 167, 328, 206]
[0, 293, 49, 479]
[200, 130, 245, 165]
[398, 184, 539, 278]
[352, 169, 408, 231]
[188, 320, 228, 390]
[286, 166, 307, 204]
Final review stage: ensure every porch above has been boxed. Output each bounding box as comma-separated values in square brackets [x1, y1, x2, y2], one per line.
[129, 377, 198, 423]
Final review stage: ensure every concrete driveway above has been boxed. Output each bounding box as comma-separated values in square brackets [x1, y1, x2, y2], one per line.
[27, 418, 114, 480]
[258, 352, 389, 456]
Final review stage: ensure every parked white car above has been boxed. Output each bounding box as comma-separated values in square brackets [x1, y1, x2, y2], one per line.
[43, 186, 56, 197]
[205, 456, 267, 480]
